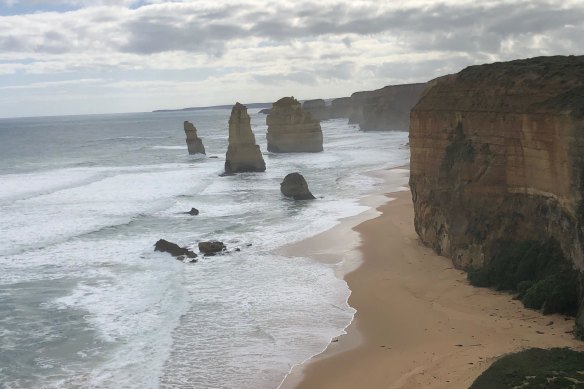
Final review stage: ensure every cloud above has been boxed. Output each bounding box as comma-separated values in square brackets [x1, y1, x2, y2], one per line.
[0, 0, 583, 117]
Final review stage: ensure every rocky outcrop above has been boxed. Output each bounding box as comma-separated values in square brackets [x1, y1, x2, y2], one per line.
[281, 172, 315, 200]
[409, 55, 584, 334]
[154, 239, 197, 260]
[302, 99, 329, 121]
[349, 83, 426, 131]
[184, 121, 206, 155]
[225, 103, 266, 173]
[186, 208, 199, 216]
[266, 97, 323, 153]
[198, 241, 226, 255]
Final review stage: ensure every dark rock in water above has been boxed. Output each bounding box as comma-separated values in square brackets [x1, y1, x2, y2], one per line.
[209, 156, 219, 159]
[470, 348, 584, 388]
[259, 108, 272, 115]
[235, 248, 241, 252]
[281, 172, 315, 200]
[198, 241, 226, 255]
[176, 255, 197, 263]
[187, 208, 199, 216]
[154, 239, 197, 259]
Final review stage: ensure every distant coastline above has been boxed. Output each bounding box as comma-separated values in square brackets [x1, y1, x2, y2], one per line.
[152, 102, 272, 112]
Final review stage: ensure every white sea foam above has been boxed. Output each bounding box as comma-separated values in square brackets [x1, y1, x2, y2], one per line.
[0, 111, 410, 389]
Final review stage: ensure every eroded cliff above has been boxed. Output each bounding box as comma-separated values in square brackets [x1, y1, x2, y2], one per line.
[409, 55, 584, 334]
[350, 83, 426, 131]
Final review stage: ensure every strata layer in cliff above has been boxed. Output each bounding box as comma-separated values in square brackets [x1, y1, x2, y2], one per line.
[409, 55, 584, 334]
[225, 103, 266, 173]
[266, 97, 323, 153]
[184, 121, 206, 155]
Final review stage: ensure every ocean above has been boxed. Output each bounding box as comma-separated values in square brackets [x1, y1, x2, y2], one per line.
[0, 109, 409, 388]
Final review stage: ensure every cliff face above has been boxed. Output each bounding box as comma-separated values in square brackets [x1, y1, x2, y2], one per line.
[409, 56, 584, 334]
[350, 83, 426, 131]
[266, 97, 323, 153]
[225, 103, 266, 173]
[184, 121, 206, 155]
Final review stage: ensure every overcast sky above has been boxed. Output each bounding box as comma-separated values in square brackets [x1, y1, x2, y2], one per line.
[0, 0, 582, 117]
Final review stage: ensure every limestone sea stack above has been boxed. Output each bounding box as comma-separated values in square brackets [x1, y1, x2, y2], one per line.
[266, 97, 323, 153]
[280, 172, 315, 200]
[184, 121, 206, 155]
[409, 55, 584, 335]
[225, 103, 266, 173]
[302, 99, 329, 121]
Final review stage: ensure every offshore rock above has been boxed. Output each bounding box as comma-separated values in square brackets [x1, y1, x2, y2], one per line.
[154, 239, 197, 259]
[198, 241, 226, 255]
[184, 121, 206, 155]
[225, 103, 266, 173]
[349, 83, 426, 131]
[409, 55, 584, 334]
[186, 208, 199, 216]
[281, 172, 316, 200]
[266, 97, 323, 153]
[302, 99, 329, 121]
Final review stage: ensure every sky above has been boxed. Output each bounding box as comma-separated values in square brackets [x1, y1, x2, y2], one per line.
[0, 0, 583, 118]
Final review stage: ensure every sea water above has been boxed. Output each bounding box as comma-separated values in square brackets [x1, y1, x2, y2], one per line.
[0, 109, 409, 388]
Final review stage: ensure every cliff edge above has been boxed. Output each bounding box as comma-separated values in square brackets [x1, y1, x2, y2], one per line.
[409, 55, 584, 335]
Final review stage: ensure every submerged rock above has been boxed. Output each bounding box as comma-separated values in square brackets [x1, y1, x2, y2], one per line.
[184, 121, 206, 155]
[154, 239, 197, 259]
[186, 208, 199, 216]
[266, 97, 323, 153]
[225, 103, 266, 173]
[198, 241, 226, 255]
[281, 172, 315, 200]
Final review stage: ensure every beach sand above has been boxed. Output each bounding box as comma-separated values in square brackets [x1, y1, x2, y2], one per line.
[279, 168, 584, 389]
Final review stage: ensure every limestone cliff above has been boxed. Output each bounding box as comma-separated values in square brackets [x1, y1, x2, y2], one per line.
[409, 55, 584, 334]
[350, 83, 426, 131]
[330, 97, 352, 118]
[184, 121, 206, 155]
[266, 97, 323, 153]
[225, 103, 266, 173]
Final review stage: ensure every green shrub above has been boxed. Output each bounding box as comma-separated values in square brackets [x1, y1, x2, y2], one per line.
[470, 348, 584, 389]
[468, 239, 580, 316]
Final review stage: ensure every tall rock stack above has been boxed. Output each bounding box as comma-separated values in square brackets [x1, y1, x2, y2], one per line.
[409, 55, 584, 335]
[266, 97, 323, 153]
[225, 103, 266, 173]
[302, 99, 329, 121]
[184, 121, 206, 155]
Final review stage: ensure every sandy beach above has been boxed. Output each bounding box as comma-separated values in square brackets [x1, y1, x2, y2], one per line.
[280, 167, 584, 389]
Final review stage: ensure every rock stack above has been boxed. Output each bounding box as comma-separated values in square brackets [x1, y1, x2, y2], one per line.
[302, 99, 329, 121]
[280, 172, 315, 200]
[184, 121, 206, 155]
[225, 103, 266, 173]
[266, 97, 323, 153]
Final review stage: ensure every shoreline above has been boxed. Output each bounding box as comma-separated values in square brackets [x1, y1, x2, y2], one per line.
[279, 167, 584, 389]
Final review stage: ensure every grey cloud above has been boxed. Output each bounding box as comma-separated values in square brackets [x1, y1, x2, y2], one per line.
[254, 71, 317, 85]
